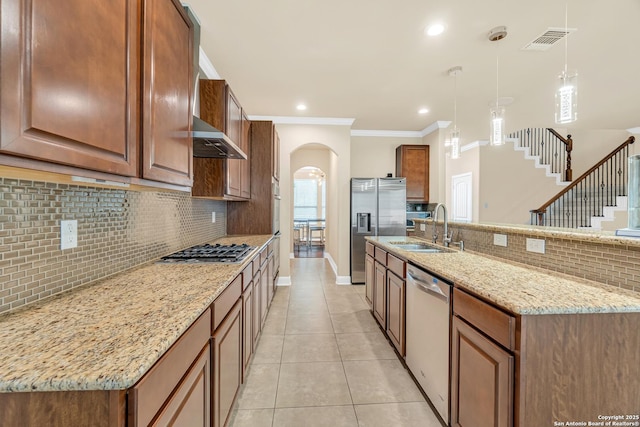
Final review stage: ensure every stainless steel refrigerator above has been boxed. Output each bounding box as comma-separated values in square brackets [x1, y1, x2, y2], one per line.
[350, 178, 406, 283]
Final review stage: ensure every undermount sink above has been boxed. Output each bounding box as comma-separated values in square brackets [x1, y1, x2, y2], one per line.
[389, 243, 447, 253]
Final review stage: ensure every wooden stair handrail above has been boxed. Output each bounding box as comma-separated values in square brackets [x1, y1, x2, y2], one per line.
[546, 128, 573, 181]
[531, 135, 635, 216]
[546, 128, 571, 145]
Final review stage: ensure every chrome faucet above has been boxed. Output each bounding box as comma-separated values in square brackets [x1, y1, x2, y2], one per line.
[432, 203, 452, 247]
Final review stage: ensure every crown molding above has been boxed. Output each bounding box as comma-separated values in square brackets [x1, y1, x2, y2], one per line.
[351, 130, 422, 138]
[627, 127, 640, 134]
[351, 121, 452, 138]
[460, 140, 489, 152]
[248, 115, 356, 126]
[198, 47, 220, 79]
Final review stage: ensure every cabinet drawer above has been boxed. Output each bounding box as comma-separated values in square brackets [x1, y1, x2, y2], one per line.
[366, 242, 375, 257]
[374, 247, 387, 264]
[453, 288, 515, 351]
[387, 254, 405, 278]
[242, 263, 253, 291]
[128, 308, 211, 427]
[259, 248, 267, 267]
[213, 275, 242, 331]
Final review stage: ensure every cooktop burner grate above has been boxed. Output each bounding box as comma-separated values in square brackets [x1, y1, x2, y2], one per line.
[160, 243, 254, 264]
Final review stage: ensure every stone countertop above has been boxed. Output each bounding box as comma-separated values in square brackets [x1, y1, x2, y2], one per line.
[0, 235, 273, 393]
[368, 236, 640, 315]
[411, 219, 640, 248]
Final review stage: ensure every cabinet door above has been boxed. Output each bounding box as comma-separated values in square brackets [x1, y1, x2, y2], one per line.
[242, 282, 253, 382]
[153, 344, 210, 427]
[260, 266, 269, 328]
[240, 111, 251, 199]
[396, 145, 429, 202]
[365, 255, 374, 308]
[451, 316, 514, 427]
[224, 87, 242, 197]
[252, 271, 262, 347]
[212, 300, 242, 427]
[373, 261, 386, 328]
[386, 271, 405, 356]
[272, 126, 280, 181]
[0, 0, 138, 176]
[141, 0, 193, 186]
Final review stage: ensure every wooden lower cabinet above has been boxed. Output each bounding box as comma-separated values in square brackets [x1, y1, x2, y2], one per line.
[241, 282, 254, 381]
[252, 269, 262, 348]
[212, 300, 242, 427]
[373, 261, 386, 327]
[450, 316, 513, 427]
[386, 271, 405, 356]
[260, 264, 270, 328]
[364, 254, 374, 308]
[128, 309, 211, 427]
[153, 344, 210, 427]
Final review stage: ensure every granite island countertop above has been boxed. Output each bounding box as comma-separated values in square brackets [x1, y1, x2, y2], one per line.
[368, 236, 640, 315]
[0, 235, 273, 393]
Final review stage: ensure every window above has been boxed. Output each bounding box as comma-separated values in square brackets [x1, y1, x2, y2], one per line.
[293, 167, 326, 219]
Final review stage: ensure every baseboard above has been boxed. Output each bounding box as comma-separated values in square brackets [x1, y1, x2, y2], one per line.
[277, 276, 291, 286]
[323, 252, 352, 284]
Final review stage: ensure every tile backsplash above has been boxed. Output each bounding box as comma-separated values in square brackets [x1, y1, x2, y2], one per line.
[0, 178, 226, 314]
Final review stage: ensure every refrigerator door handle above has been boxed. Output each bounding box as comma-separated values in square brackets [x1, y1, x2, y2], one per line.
[356, 213, 371, 233]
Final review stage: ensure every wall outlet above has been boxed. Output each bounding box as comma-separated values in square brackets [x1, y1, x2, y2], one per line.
[526, 238, 545, 254]
[60, 220, 78, 250]
[211, 212, 216, 223]
[419, 223, 426, 231]
[493, 233, 508, 247]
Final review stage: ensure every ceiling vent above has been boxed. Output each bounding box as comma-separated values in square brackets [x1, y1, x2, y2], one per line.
[522, 27, 577, 51]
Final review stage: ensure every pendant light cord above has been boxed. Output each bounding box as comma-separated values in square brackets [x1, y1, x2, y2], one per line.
[564, 3, 568, 75]
[454, 72, 458, 130]
[496, 41, 499, 109]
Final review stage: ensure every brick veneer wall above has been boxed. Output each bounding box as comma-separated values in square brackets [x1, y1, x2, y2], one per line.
[411, 221, 640, 293]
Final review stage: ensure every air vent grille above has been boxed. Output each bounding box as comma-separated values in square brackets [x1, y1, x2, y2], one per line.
[522, 27, 577, 51]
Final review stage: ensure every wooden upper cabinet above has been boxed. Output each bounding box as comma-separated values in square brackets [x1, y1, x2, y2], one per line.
[396, 145, 429, 202]
[272, 126, 280, 182]
[0, 0, 139, 176]
[193, 80, 249, 199]
[141, 0, 193, 187]
[240, 111, 251, 199]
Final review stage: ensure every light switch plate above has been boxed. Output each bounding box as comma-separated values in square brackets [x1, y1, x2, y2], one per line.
[211, 212, 216, 223]
[60, 220, 78, 250]
[493, 233, 507, 247]
[419, 223, 426, 231]
[526, 238, 545, 254]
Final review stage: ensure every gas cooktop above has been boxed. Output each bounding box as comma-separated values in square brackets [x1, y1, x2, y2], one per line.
[159, 243, 254, 264]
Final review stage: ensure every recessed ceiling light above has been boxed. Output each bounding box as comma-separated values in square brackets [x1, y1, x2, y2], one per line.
[425, 24, 445, 37]
[418, 108, 429, 114]
[296, 104, 307, 111]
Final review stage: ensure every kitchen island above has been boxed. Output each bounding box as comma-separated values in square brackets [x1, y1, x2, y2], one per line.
[0, 234, 274, 426]
[366, 236, 640, 427]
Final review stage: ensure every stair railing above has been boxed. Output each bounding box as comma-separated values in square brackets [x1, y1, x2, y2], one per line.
[531, 136, 635, 228]
[510, 128, 573, 181]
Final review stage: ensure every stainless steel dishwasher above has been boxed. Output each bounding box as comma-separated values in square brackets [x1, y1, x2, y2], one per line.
[405, 265, 451, 424]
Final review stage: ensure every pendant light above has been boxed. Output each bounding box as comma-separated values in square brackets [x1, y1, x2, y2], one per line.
[555, 4, 577, 124]
[488, 26, 507, 146]
[448, 66, 462, 159]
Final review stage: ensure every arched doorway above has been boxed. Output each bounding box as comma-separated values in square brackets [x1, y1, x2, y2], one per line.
[292, 166, 326, 258]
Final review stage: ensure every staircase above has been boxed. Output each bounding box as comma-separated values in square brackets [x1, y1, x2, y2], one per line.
[531, 136, 635, 229]
[508, 128, 572, 186]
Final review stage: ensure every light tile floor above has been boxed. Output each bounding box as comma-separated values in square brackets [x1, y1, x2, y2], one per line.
[228, 258, 444, 427]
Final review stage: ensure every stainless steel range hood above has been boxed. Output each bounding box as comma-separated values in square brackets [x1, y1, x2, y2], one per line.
[184, 5, 247, 160]
[192, 116, 247, 159]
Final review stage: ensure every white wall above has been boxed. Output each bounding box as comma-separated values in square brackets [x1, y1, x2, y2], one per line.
[443, 129, 637, 225]
[277, 124, 351, 282]
[350, 136, 421, 178]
